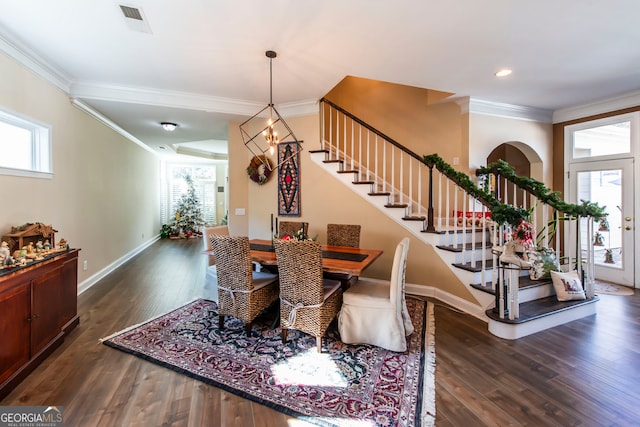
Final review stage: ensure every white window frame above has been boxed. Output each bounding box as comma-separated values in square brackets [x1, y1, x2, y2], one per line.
[0, 106, 52, 178]
[564, 112, 639, 165]
[161, 162, 217, 226]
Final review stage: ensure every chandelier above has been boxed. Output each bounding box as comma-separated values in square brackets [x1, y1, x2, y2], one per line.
[239, 50, 302, 171]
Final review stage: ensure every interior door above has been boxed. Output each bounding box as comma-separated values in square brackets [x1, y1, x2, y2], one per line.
[569, 158, 634, 286]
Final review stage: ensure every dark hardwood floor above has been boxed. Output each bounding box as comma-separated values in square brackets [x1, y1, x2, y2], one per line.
[2, 238, 639, 426]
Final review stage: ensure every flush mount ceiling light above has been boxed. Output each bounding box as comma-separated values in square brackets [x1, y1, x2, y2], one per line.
[161, 122, 178, 132]
[495, 68, 513, 77]
[239, 50, 302, 171]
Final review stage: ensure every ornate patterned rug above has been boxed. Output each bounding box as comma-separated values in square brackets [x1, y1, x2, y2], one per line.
[102, 297, 436, 427]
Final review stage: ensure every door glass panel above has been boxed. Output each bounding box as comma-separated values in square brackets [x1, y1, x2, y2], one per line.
[576, 169, 622, 269]
[573, 121, 630, 159]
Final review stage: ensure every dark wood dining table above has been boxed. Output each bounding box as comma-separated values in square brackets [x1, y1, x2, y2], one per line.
[247, 239, 383, 277]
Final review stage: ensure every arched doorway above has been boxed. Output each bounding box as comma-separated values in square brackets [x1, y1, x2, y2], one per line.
[487, 143, 531, 209]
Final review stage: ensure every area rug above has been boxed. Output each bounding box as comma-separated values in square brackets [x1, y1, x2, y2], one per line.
[102, 297, 436, 427]
[594, 280, 635, 296]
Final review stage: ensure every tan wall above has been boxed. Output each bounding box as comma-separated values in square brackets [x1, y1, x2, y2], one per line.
[323, 76, 466, 172]
[0, 51, 161, 285]
[228, 113, 477, 302]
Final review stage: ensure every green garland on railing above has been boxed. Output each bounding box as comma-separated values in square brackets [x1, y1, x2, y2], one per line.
[423, 154, 605, 226]
[477, 160, 606, 219]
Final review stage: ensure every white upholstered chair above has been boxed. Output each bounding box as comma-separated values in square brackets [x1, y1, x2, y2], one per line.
[338, 237, 414, 352]
[203, 225, 230, 301]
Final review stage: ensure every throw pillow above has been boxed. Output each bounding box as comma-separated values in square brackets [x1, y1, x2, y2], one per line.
[550, 270, 586, 301]
[527, 247, 561, 281]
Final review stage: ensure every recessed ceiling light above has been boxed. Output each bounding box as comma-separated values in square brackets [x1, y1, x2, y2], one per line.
[161, 122, 178, 131]
[495, 68, 512, 77]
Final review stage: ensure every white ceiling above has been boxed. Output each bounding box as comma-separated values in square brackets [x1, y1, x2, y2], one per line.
[1, 0, 639, 160]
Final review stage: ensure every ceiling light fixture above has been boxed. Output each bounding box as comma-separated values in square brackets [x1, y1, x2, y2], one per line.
[495, 68, 512, 77]
[239, 50, 301, 171]
[161, 122, 178, 132]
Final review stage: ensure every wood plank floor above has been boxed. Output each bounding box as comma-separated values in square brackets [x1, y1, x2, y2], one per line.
[2, 238, 639, 426]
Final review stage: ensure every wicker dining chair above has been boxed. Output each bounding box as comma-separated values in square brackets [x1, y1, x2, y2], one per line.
[203, 225, 230, 301]
[278, 221, 309, 239]
[325, 224, 362, 288]
[326, 224, 361, 248]
[211, 235, 279, 336]
[273, 239, 342, 353]
[338, 237, 414, 352]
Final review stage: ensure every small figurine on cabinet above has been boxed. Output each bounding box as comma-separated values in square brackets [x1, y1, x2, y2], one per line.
[58, 238, 67, 250]
[4, 254, 14, 266]
[43, 239, 51, 251]
[25, 242, 37, 259]
[36, 240, 44, 253]
[0, 241, 9, 263]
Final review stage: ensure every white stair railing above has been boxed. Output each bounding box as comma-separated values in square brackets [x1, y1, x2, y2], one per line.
[320, 99, 598, 319]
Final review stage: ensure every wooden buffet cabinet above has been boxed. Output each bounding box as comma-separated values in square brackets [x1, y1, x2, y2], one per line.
[0, 249, 80, 399]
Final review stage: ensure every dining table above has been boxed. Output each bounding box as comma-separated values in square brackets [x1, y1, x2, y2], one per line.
[247, 239, 383, 277]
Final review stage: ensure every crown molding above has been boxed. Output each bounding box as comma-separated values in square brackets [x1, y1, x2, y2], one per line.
[70, 82, 265, 116]
[277, 98, 319, 117]
[0, 30, 71, 93]
[552, 90, 640, 123]
[468, 98, 553, 123]
[71, 98, 157, 156]
[70, 81, 319, 118]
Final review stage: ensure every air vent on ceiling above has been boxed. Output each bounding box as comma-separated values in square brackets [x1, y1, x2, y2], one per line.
[120, 5, 143, 20]
[118, 4, 152, 33]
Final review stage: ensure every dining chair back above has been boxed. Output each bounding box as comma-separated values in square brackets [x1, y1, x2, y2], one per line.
[211, 235, 279, 336]
[326, 224, 361, 248]
[203, 225, 230, 301]
[278, 221, 309, 239]
[325, 224, 362, 288]
[273, 239, 342, 352]
[338, 237, 414, 352]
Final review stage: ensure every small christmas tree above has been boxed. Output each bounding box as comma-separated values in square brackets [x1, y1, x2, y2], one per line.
[170, 174, 204, 237]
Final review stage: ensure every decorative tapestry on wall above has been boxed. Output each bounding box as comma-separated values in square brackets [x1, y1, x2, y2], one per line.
[278, 142, 300, 216]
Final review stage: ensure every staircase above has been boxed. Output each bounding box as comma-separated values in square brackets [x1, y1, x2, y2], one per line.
[313, 98, 599, 339]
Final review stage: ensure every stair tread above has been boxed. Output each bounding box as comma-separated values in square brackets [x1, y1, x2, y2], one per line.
[337, 170, 358, 174]
[486, 295, 599, 324]
[470, 276, 552, 295]
[353, 180, 375, 184]
[323, 159, 342, 164]
[403, 216, 426, 221]
[368, 192, 391, 196]
[452, 259, 495, 272]
[309, 149, 329, 154]
[437, 242, 492, 252]
[385, 203, 409, 208]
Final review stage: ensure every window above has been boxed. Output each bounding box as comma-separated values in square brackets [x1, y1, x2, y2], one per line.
[568, 113, 636, 161]
[0, 107, 52, 178]
[162, 163, 217, 226]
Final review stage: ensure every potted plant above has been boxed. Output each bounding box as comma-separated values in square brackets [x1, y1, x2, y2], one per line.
[604, 248, 615, 264]
[598, 217, 610, 232]
[593, 232, 605, 247]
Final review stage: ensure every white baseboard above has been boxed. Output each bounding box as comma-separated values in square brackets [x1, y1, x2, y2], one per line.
[78, 235, 160, 294]
[403, 282, 488, 323]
